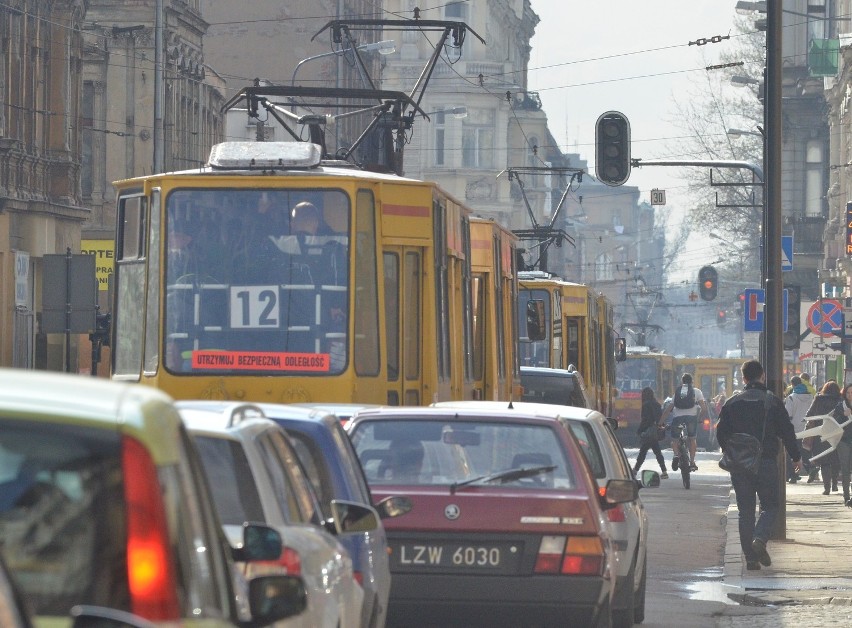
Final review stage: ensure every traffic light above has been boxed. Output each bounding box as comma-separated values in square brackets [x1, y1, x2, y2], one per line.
[783, 285, 801, 350]
[698, 266, 718, 301]
[595, 111, 631, 186]
[717, 309, 727, 326]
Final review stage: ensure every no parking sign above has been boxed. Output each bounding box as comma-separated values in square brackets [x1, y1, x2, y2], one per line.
[806, 299, 843, 338]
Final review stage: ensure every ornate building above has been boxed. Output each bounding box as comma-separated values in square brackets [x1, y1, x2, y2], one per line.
[0, 1, 89, 370]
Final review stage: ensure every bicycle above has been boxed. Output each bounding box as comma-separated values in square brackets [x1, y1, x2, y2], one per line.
[671, 422, 692, 489]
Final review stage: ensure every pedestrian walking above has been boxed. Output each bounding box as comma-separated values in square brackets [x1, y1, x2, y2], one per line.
[804, 381, 841, 494]
[716, 360, 802, 571]
[831, 383, 852, 508]
[785, 376, 814, 483]
[634, 387, 668, 478]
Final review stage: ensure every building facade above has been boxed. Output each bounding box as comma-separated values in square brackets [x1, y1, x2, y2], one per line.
[0, 1, 89, 371]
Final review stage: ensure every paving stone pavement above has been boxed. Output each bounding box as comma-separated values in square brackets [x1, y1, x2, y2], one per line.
[718, 475, 852, 625]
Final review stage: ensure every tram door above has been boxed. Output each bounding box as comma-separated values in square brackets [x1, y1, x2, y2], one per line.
[383, 247, 423, 406]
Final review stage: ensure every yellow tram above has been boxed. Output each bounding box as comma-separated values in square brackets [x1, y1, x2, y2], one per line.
[110, 141, 518, 405]
[469, 217, 522, 401]
[613, 348, 676, 447]
[517, 271, 618, 417]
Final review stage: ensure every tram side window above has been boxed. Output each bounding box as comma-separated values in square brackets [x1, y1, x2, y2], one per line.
[113, 195, 148, 378]
[354, 190, 379, 376]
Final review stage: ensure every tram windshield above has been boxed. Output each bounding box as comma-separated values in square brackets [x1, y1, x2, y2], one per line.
[164, 188, 351, 375]
[616, 357, 658, 399]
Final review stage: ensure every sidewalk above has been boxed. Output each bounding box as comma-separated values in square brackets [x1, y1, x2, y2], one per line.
[723, 476, 852, 606]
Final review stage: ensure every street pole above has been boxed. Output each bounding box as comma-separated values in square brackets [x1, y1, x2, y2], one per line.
[153, 0, 164, 173]
[766, 0, 786, 540]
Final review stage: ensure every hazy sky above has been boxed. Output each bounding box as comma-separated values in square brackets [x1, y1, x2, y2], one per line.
[528, 1, 741, 206]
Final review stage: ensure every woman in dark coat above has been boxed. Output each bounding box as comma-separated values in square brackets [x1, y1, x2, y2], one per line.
[634, 387, 668, 478]
[804, 380, 841, 496]
[831, 383, 852, 507]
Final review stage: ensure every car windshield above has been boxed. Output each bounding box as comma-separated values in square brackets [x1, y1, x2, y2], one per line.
[164, 188, 351, 376]
[350, 419, 575, 489]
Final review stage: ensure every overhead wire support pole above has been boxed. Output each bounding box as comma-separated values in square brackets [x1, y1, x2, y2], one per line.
[766, 0, 786, 541]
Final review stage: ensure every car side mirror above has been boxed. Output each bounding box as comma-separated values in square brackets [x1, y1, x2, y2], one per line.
[232, 523, 283, 562]
[248, 575, 309, 623]
[374, 494, 413, 519]
[328, 500, 380, 534]
[639, 469, 660, 488]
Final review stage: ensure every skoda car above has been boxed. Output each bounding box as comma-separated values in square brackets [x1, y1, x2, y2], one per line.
[436, 401, 659, 628]
[347, 406, 643, 627]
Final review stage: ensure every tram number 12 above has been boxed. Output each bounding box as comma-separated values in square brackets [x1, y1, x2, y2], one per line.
[230, 285, 280, 328]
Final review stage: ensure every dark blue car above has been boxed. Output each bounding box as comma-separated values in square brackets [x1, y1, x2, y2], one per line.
[258, 404, 409, 628]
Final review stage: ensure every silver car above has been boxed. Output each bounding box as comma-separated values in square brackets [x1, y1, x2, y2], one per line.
[434, 401, 658, 628]
[178, 402, 370, 628]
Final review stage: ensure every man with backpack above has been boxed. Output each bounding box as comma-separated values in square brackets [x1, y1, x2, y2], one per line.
[661, 373, 710, 472]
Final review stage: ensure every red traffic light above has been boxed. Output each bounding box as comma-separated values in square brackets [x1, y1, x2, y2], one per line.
[698, 266, 718, 301]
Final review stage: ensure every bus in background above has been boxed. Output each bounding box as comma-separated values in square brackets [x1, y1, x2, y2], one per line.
[613, 348, 676, 447]
[517, 271, 618, 417]
[469, 217, 521, 401]
[674, 357, 743, 451]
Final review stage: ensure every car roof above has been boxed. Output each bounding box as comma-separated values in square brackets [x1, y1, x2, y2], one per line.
[349, 403, 591, 425]
[0, 368, 185, 465]
[288, 403, 384, 421]
[520, 366, 581, 377]
[175, 400, 283, 439]
[430, 400, 604, 423]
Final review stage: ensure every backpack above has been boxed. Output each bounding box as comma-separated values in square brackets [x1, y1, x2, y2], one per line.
[673, 383, 695, 409]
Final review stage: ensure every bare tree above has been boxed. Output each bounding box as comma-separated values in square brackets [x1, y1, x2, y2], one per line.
[668, 18, 765, 284]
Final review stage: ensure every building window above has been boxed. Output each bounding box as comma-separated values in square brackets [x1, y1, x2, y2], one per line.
[805, 139, 823, 217]
[445, 1, 468, 21]
[596, 251, 614, 282]
[462, 108, 494, 168]
[82, 82, 94, 198]
[435, 110, 445, 166]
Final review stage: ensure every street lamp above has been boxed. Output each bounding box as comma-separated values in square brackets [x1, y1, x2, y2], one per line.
[291, 39, 395, 86]
[730, 75, 761, 88]
[726, 127, 764, 139]
[422, 106, 468, 120]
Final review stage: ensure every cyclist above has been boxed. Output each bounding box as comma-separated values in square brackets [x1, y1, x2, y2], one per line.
[661, 373, 710, 472]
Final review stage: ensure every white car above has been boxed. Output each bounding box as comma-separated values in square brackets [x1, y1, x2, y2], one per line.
[179, 401, 370, 628]
[433, 401, 658, 628]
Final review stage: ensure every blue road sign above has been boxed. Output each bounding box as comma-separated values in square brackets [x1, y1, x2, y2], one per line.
[782, 235, 793, 272]
[742, 288, 788, 333]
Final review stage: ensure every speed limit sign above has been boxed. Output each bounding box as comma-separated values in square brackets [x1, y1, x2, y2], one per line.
[650, 189, 666, 205]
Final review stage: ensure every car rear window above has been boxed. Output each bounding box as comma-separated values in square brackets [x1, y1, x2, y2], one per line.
[0, 418, 129, 615]
[350, 419, 575, 489]
[520, 372, 588, 408]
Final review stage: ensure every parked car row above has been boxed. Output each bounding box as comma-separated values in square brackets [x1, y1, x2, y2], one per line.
[0, 370, 406, 628]
[0, 367, 656, 628]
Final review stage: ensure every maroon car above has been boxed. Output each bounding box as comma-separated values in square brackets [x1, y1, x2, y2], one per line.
[347, 406, 637, 628]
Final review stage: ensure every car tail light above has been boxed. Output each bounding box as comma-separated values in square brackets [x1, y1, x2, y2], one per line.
[353, 571, 364, 586]
[703, 418, 712, 431]
[534, 535, 605, 576]
[122, 436, 180, 620]
[534, 535, 566, 573]
[258, 545, 302, 576]
[606, 504, 626, 523]
[562, 537, 605, 576]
